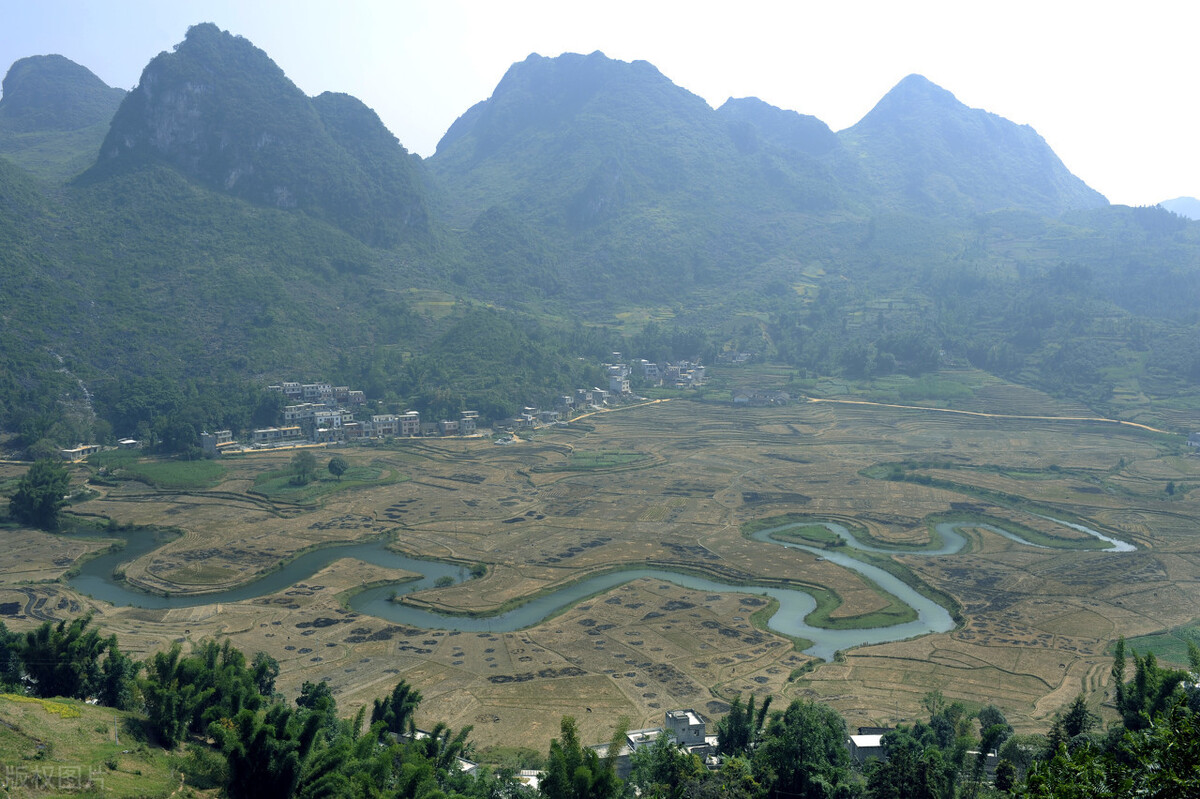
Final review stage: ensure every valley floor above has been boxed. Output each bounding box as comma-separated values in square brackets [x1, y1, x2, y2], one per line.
[1, 390, 1197, 751]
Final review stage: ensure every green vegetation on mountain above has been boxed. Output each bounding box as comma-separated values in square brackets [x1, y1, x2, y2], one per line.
[430, 50, 852, 302]
[92, 23, 433, 249]
[0, 54, 125, 182]
[1, 25, 1199, 452]
[841, 74, 1107, 216]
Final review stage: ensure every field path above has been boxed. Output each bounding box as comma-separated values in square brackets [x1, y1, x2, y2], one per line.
[803, 396, 1171, 434]
[569, 397, 671, 423]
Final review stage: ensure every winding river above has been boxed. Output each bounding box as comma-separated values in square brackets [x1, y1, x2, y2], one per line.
[64, 516, 1132, 661]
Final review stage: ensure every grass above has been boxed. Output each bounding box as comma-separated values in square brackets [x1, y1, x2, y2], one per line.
[91, 451, 228, 490]
[774, 524, 842, 546]
[747, 597, 813, 653]
[533, 450, 649, 472]
[925, 511, 1095, 550]
[251, 464, 400, 504]
[743, 513, 934, 552]
[860, 374, 978, 405]
[802, 583, 918, 630]
[1, 695, 82, 719]
[1123, 621, 1200, 668]
[740, 513, 826, 536]
[741, 513, 964, 625]
[0, 695, 182, 798]
[167, 564, 240, 585]
[124, 459, 226, 490]
[861, 463, 1115, 549]
[565, 450, 644, 469]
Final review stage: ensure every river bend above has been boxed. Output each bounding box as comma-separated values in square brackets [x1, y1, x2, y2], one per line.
[64, 516, 1131, 661]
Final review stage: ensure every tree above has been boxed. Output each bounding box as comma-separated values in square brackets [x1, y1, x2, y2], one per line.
[998, 733, 1044, 782]
[994, 759, 1017, 794]
[371, 678, 422, 738]
[1120, 698, 1200, 797]
[413, 720, 474, 772]
[157, 416, 198, 455]
[541, 716, 624, 799]
[752, 699, 854, 799]
[8, 459, 71, 530]
[0, 623, 23, 693]
[140, 639, 268, 748]
[327, 455, 348, 481]
[294, 708, 399, 799]
[21, 615, 113, 699]
[1061, 694, 1098, 739]
[1112, 640, 1190, 731]
[630, 732, 708, 799]
[141, 645, 208, 748]
[211, 704, 321, 799]
[291, 450, 317, 485]
[296, 679, 336, 715]
[252, 652, 280, 697]
[866, 732, 952, 799]
[978, 704, 1012, 746]
[971, 704, 1014, 789]
[98, 640, 140, 710]
[717, 693, 771, 756]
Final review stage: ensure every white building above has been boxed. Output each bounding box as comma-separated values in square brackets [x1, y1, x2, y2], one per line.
[848, 734, 885, 764]
[399, 411, 421, 436]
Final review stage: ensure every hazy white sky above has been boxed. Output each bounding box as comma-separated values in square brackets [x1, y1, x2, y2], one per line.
[1, 0, 1195, 206]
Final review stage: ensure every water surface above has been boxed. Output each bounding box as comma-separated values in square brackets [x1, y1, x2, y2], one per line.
[64, 514, 1131, 661]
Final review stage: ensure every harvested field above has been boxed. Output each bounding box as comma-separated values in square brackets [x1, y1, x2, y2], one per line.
[3, 389, 1198, 749]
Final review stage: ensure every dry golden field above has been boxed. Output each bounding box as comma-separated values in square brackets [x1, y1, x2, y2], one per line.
[2, 391, 1198, 751]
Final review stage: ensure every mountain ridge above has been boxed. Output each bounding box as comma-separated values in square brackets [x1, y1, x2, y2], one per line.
[91, 22, 433, 249]
[0, 54, 126, 181]
[0, 54, 125, 133]
[841, 73, 1107, 215]
[1160, 196, 1200, 221]
[1, 30, 1198, 449]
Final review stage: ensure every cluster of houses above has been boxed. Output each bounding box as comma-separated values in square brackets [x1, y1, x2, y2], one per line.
[395, 709, 714, 791]
[632, 359, 706, 390]
[717, 351, 756, 365]
[587, 713, 996, 785]
[62, 358, 712, 461]
[197, 380, 483, 455]
[559, 711, 981, 786]
[411, 707, 995, 792]
[495, 356, 705, 431]
[496, 357, 706, 432]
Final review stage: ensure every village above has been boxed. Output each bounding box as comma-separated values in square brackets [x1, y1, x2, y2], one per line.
[426, 706, 924, 792]
[185, 357, 708, 458]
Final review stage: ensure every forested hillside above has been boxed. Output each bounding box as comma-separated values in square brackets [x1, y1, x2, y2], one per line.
[0, 53, 125, 181]
[1, 621, 1196, 798]
[1, 22, 1198, 453]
